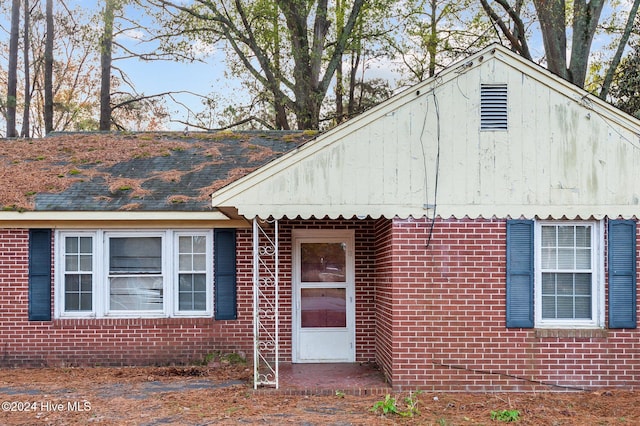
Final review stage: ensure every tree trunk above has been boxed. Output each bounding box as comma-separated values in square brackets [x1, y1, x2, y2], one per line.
[21, 0, 30, 138]
[532, 0, 569, 81]
[7, 0, 21, 138]
[568, 0, 605, 87]
[347, 27, 361, 118]
[335, 0, 345, 124]
[427, 0, 437, 78]
[44, 0, 54, 134]
[99, 0, 116, 131]
[271, 3, 289, 130]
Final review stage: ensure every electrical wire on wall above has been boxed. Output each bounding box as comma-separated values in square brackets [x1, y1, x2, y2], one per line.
[578, 94, 640, 151]
[419, 86, 442, 250]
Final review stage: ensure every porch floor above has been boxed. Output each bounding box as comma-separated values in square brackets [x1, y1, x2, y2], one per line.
[256, 362, 391, 395]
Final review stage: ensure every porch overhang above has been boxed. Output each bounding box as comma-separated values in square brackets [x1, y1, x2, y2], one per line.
[211, 202, 640, 222]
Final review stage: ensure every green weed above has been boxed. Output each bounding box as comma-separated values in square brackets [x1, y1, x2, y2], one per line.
[490, 409, 520, 422]
[371, 391, 421, 417]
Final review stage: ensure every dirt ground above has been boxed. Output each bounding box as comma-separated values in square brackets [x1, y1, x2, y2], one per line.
[0, 359, 638, 425]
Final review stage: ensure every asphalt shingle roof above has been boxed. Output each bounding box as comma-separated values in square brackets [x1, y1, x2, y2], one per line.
[0, 131, 314, 212]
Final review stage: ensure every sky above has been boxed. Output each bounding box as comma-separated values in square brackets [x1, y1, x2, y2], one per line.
[92, 0, 399, 132]
[101, 1, 241, 130]
[0, 0, 636, 134]
[0, 0, 401, 133]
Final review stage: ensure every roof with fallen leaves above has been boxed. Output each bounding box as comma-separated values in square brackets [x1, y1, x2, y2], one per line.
[0, 131, 315, 212]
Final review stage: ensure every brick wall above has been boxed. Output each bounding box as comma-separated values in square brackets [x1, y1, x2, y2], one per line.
[0, 221, 380, 368]
[387, 217, 640, 392]
[5, 216, 638, 392]
[0, 229, 254, 367]
[374, 218, 394, 383]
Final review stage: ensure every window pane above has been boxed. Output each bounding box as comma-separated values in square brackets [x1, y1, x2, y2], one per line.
[193, 235, 206, 252]
[574, 273, 591, 295]
[66, 237, 78, 254]
[193, 254, 206, 271]
[110, 237, 161, 273]
[541, 248, 556, 269]
[179, 236, 191, 253]
[556, 274, 574, 295]
[110, 276, 163, 310]
[300, 288, 346, 327]
[179, 254, 192, 271]
[541, 226, 556, 247]
[541, 273, 555, 294]
[558, 226, 574, 247]
[557, 296, 574, 318]
[194, 274, 207, 292]
[80, 254, 92, 271]
[301, 243, 346, 282]
[66, 254, 79, 272]
[576, 248, 591, 269]
[575, 226, 590, 247]
[575, 296, 592, 318]
[557, 248, 575, 269]
[65, 293, 79, 311]
[542, 295, 556, 318]
[65, 274, 79, 292]
[80, 237, 92, 253]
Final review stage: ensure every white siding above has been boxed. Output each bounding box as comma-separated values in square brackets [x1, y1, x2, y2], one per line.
[211, 45, 640, 220]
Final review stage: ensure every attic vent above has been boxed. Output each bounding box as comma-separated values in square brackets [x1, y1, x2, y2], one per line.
[481, 84, 508, 130]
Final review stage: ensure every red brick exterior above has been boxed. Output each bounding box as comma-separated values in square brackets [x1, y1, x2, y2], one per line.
[384, 217, 640, 392]
[2, 217, 640, 392]
[0, 229, 254, 367]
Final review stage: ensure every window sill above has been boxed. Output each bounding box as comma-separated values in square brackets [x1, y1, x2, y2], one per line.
[535, 328, 608, 339]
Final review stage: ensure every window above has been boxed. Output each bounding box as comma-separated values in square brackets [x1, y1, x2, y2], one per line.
[535, 222, 601, 328]
[64, 236, 93, 312]
[177, 235, 208, 311]
[506, 220, 611, 329]
[109, 235, 163, 312]
[56, 230, 214, 318]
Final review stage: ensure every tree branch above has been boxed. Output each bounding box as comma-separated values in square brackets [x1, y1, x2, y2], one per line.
[599, 0, 640, 100]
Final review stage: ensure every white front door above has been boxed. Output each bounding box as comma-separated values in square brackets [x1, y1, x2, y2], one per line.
[292, 230, 355, 363]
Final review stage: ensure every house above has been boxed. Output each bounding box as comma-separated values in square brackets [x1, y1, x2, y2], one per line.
[2, 44, 640, 392]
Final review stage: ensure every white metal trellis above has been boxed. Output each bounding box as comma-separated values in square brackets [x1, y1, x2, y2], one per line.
[253, 218, 279, 389]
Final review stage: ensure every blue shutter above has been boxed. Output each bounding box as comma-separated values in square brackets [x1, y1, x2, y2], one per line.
[29, 229, 52, 321]
[506, 220, 534, 328]
[214, 229, 237, 320]
[608, 220, 637, 329]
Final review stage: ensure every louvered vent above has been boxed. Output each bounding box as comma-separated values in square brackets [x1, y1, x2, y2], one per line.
[481, 84, 508, 130]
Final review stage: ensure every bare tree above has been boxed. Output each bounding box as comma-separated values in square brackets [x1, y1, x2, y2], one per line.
[20, 0, 30, 137]
[99, 0, 117, 131]
[44, 0, 54, 134]
[6, 0, 20, 137]
[150, 0, 366, 130]
[480, 0, 640, 95]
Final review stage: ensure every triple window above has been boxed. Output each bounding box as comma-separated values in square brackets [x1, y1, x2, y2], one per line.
[57, 230, 213, 318]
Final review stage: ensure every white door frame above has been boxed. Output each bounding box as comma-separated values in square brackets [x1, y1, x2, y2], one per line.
[291, 229, 355, 363]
